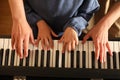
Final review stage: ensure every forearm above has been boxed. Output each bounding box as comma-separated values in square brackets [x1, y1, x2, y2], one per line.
[102, 2, 120, 28]
[8, 0, 27, 22]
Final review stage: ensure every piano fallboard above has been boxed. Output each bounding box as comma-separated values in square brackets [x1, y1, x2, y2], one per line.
[0, 66, 120, 79]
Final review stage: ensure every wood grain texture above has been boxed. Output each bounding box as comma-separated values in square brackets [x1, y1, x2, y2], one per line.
[0, 0, 12, 36]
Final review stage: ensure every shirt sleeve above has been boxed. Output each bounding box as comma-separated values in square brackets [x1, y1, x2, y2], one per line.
[63, 0, 100, 36]
[23, 0, 42, 25]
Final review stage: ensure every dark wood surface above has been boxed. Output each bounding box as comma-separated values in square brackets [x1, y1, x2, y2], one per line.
[0, 0, 12, 36]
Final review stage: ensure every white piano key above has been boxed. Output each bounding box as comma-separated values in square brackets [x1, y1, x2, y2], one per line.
[16, 54, 20, 66]
[43, 50, 47, 67]
[49, 48, 53, 67]
[28, 43, 34, 67]
[29, 50, 32, 67]
[65, 50, 68, 68]
[94, 43, 98, 69]
[109, 41, 113, 69]
[22, 57, 26, 66]
[38, 50, 41, 67]
[0, 38, 3, 49]
[83, 41, 89, 68]
[14, 50, 17, 66]
[58, 42, 62, 68]
[52, 40, 57, 67]
[38, 41, 42, 67]
[73, 51, 77, 68]
[31, 45, 36, 67]
[67, 51, 71, 68]
[8, 39, 12, 66]
[79, 41, 82, 68]
[2, 39, 9, 66]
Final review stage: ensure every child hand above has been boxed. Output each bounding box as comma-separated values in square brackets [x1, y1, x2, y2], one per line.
[36, 20, 58, 50]
[59, 27, 78, 53]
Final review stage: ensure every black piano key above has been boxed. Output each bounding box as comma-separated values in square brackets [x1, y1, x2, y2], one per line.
[71, 50, 74, 68]
[113, 52, 117, 69]
[118, 52, 120, 69]
[76, 51, 80, 68]
[92, 51, 95, 69]
[5, 49, 9, 66]
[46, 50, 50, 67]
[35, 50, 39, 67]
[98, 59, 101, 69]
[19, 58, 23, 66]
[26, 49, 30, 66]
[82, 51, 86, 68]
[19, 50, 24, 66]
[55, 50, 59, 67]
[0, 49, 3, 66]
[41, 50, 44, 67]
[62, 53, 65, 68]
[10, 50, 15, 66]
[107, 52, 110, 69]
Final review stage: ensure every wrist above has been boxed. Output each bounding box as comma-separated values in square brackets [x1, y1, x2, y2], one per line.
[37, 20, 48, 30]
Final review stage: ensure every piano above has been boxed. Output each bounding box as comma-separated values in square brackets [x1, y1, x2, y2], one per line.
[0, 35, 120, 80]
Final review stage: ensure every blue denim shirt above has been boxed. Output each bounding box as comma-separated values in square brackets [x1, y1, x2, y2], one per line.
[24, 0, 100, 38]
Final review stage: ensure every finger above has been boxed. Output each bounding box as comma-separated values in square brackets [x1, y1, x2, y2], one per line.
[51, 30, 58, 37]
[94, 41, 100, 60]
[99, 43, 104, 63]
[41, 38, 45, 50]
[106, 42, 113, 56]
[11, 35, 15, 50]
[35, 37, 41, 47]
[59, 36, 64, 43]
[44, 38, 49, 50]
[71, 40, 75, 50]
[30, 32, 35, 45]
[75, 37, 78, 45]
[23, 36, 29, 57]
[16, 38, 23, 59]
[62, 42, 66, 53]
[66, 42, 71, 52]
[103, 44, 107, 62]
[48, 37, 53, 49]
[82, 33, 90, 44]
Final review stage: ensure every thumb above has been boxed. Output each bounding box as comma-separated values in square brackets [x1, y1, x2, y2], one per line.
[51, 30, 58, 37]
[82, 33, 90, 44]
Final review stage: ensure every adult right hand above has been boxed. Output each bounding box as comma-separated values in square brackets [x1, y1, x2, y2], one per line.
[11, 20, 35, 59]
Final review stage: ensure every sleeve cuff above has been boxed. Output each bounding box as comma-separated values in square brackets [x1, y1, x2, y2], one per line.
[64, 17, 88, 36]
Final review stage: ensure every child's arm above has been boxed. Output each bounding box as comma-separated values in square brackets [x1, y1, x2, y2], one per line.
[59, 0, 100, 53]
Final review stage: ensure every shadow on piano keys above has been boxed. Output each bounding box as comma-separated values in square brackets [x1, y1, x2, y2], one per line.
[0, 35, 120, 80]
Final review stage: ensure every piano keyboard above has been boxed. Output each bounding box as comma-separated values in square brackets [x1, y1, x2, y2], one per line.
[0, 38, 120, 79]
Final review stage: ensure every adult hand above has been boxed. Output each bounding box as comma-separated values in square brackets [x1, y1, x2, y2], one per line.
[11, 20, 35, 58]
[36, 20, 58, 50]
[82, 20, 113, 63]
[59, 27, 78, 53]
